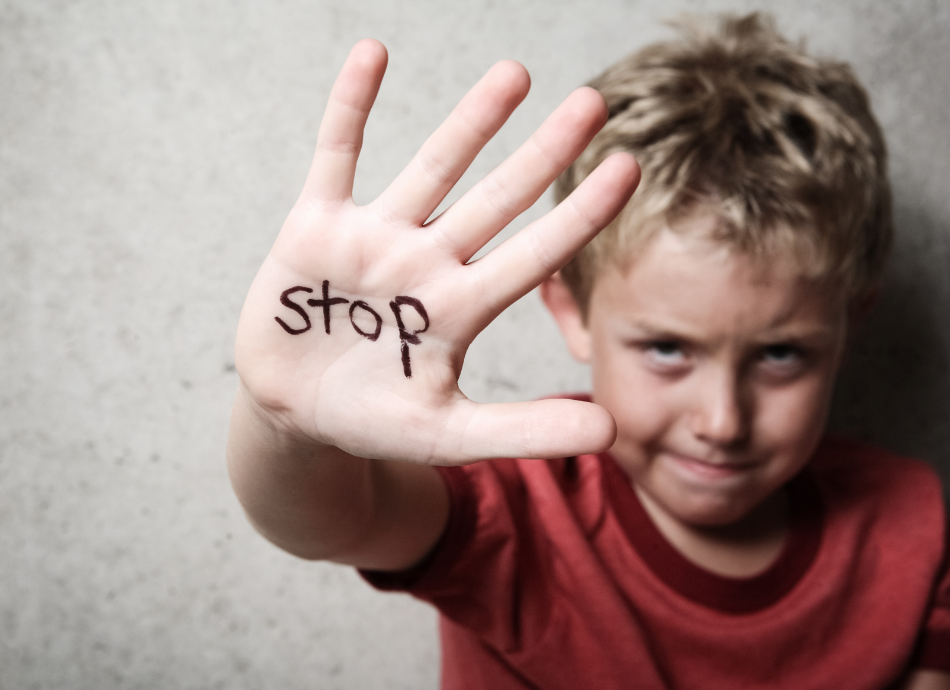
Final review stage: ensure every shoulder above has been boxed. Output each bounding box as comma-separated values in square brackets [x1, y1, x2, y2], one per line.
[807, 437, 948, 606]
[810, 436, 944, 505]
[808, 436, 946, 562]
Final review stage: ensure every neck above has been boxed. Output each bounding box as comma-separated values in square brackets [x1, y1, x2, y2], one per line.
[634, 487, 790, 578]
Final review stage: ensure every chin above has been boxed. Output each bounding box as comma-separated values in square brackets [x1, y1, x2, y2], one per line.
[671, 491, 761, 528]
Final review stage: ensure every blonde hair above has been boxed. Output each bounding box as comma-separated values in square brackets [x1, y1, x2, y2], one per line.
[555, 13, 892, 314]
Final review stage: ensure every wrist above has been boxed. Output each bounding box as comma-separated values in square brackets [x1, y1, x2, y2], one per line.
[233, 381, 329, 457]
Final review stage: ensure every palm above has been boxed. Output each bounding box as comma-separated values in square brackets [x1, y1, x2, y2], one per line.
[235, 40, 639, 465]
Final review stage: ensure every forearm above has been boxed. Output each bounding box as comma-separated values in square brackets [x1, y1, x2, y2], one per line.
[227, 383, 449, 569]
[901, 670, 950, 690]
[226, 39, 634, 570]
[227, 382, 376, 561]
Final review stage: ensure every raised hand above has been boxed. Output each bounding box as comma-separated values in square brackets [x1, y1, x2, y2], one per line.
[234, 39, 639, 465]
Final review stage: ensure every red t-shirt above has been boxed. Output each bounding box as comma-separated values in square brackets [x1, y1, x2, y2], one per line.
[364, 437, 950, 689]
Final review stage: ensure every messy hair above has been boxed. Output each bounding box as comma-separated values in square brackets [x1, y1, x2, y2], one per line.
[555, 13, 892, 314]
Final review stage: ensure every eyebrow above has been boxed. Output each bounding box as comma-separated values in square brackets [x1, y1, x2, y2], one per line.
[617, 318, 702, 341]
[617, 317, 839, 345]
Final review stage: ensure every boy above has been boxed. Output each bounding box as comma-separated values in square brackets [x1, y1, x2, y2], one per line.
[227, 14, 950, 689]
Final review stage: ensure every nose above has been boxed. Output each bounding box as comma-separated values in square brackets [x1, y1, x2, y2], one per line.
[688, 368, 750, 448]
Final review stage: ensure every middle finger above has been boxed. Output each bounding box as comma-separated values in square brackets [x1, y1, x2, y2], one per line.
[431, 87, 609, 262]
[374, 60, 530, 226]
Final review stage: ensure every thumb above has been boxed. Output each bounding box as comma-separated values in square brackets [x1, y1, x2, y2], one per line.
[444, 398, 617, 464]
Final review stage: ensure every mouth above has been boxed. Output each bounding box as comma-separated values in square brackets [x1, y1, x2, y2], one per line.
[665, 452, 755, 482]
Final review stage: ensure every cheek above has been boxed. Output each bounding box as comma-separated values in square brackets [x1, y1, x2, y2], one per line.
[756, 377, 834, 451]
[592, 355, 673, 445]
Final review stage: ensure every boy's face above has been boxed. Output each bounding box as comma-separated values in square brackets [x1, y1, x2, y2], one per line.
[545, 212, 849, 529]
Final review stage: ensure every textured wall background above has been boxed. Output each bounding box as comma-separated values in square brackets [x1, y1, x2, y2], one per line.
[1, 0, 948, 688]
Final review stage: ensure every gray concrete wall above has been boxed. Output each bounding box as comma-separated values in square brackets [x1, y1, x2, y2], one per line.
[1, 0, 947, 688]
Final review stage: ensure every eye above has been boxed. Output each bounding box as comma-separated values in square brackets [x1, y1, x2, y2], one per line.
[644, 340, 687, 367]
[759, 343, 806, 373]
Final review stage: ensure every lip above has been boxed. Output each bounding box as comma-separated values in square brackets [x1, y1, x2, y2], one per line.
[664, 452, 754, 483]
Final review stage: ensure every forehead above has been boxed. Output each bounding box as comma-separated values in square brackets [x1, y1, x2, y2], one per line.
[589, 223, 847, 340]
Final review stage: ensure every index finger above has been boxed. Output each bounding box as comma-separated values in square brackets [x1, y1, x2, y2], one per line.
[301, 39, 388, 203]
[469, 152, 641, 319]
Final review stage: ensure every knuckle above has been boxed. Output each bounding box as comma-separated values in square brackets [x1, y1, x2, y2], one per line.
[526, 226, 559, 274]
[528, 131, 571, 172]
[417, 149, 455, 186]
[563, 194, 599, 233]
[455, 105, 497, 142]
[479, 172, 517, 219]
[316, 137, 361, 157]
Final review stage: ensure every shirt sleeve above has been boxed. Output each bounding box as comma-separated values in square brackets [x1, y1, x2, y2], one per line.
[916, 516, 950, 672]
[359, 465, 478, 592]
[360, 459, 558, 653]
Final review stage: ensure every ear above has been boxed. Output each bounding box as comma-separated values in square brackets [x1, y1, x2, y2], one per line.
[540, 272, 592, 363]
[842, 285, 881, 353]
[848, 285, 881, 327]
